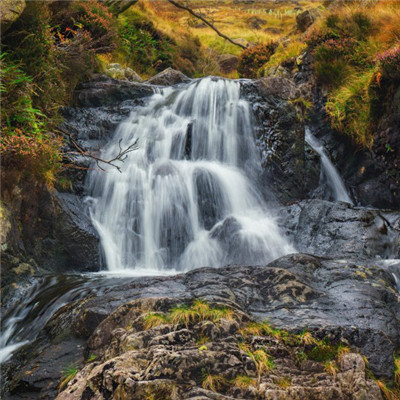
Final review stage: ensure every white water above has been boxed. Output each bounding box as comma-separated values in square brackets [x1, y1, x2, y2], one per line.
[87, 77, 294, 271]
[305, 128, 353, 204]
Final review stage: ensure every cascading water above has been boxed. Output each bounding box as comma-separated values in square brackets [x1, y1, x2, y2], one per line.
[86, 77, 294, 272]
[305, 128, 353, 204]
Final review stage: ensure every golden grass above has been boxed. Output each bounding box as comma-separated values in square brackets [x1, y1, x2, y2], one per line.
[231, 375, 257, 389]
[202, 373, 227, 392]
[130, 0, 323, 76]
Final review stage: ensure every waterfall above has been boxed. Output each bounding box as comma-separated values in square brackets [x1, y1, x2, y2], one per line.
[86, 77, 294, 272]
[305, 128, 353, 204]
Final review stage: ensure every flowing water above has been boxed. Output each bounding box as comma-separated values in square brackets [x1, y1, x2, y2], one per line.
[305, 128, 353, 204]
[86, 77, 294, 271]
[0, 77, 295, 364]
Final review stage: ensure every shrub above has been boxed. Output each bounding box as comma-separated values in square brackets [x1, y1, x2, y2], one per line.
[377, 43, 400, 80]
[238, 43, 277, 78]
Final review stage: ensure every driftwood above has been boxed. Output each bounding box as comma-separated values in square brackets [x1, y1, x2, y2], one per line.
[167, 0, 246, 49]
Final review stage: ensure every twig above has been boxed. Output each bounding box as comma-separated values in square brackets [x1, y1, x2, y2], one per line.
[58, 128, 138, 172]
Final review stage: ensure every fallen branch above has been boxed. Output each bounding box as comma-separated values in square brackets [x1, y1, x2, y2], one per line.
[58, 129, 138, 172]
[167, 0, 246, 49]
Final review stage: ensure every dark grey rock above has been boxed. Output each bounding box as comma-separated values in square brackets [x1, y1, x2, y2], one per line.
[73, 75, 154, 107]
[278, 199, 400, 260]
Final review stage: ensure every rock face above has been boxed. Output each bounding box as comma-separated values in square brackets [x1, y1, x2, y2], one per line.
[0, 0, 26, 33]
[4, 253, 398, 399]
[241, 79, 319, 203]
[146, 67, 191, 86]
[279, 199, 400, 261]
[56, 298, 383, 400]
[73, 75, 154, 107]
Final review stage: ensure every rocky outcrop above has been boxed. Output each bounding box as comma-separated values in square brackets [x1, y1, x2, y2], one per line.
[241, 78, 319, 203]
[279, 199, 400, 261]
[73, 75, 154, 107]
[0, 0, 26, 33]
[146, 67, 191, 86]
[296, 10, 316, 32]
[56, 297, 383, 400]
[4, 254, 398, 399]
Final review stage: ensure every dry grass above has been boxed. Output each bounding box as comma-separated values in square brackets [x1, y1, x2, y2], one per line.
[130, 0, 323, 76]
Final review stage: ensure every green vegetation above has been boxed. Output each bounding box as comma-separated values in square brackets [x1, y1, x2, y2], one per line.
[376, 351, 400, 400]
[143, 299, 236, 329]
[231, 375, 256, 389]
[59, 365, 78, 391]
[0, 1, 116, 186]
[306, 2, 400, 147]
[238, 42, 277, 78]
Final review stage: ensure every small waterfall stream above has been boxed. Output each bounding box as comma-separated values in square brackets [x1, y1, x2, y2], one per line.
[86, 77, 294, 272]
[305, 128, 353, 204]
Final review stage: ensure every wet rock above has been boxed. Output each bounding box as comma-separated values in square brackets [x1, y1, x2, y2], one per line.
[3, 253, 398, 398]
[74, 75, 154, 107]
[146, 68, 190, 86]
[278, 199, 400, 260]
[241, 79, 319, 203]
[52, 192, 100, 272]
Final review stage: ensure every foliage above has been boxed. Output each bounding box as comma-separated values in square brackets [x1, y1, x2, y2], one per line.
[115, 8, 201, 77]
[59, 365, 78, 391]
[142, 299, 237, 330]
[202, 373, 227, 392]
[0, 55, 62, 185]
[263, 40, 307, 72]
[307, 2, 400, 147]
[325, 69, 376, 147]
[231, 375, 256, 389]
[238, 42, 276, 78]
[377, 43, 400, 80]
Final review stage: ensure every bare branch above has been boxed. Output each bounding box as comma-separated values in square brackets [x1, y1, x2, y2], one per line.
[58, 129, 138, 173]
[167, 0, 246, 49]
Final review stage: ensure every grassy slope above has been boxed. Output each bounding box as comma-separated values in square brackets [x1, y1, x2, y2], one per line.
[132, 0, 322, 77]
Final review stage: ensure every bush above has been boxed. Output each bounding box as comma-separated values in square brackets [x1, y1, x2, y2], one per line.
[377, 43, 400, 80]
[238, 43, 277, 79]
[0, 55, 62, 185]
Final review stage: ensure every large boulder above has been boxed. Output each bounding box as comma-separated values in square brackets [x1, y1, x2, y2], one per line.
[296, 9, 316, 32]
[146, 67, 190, 86]
[279, 199, 400, 261]
[0, 0, 26, 33]
[73, 75, 154, 107]
[218, 54, 239, 74]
